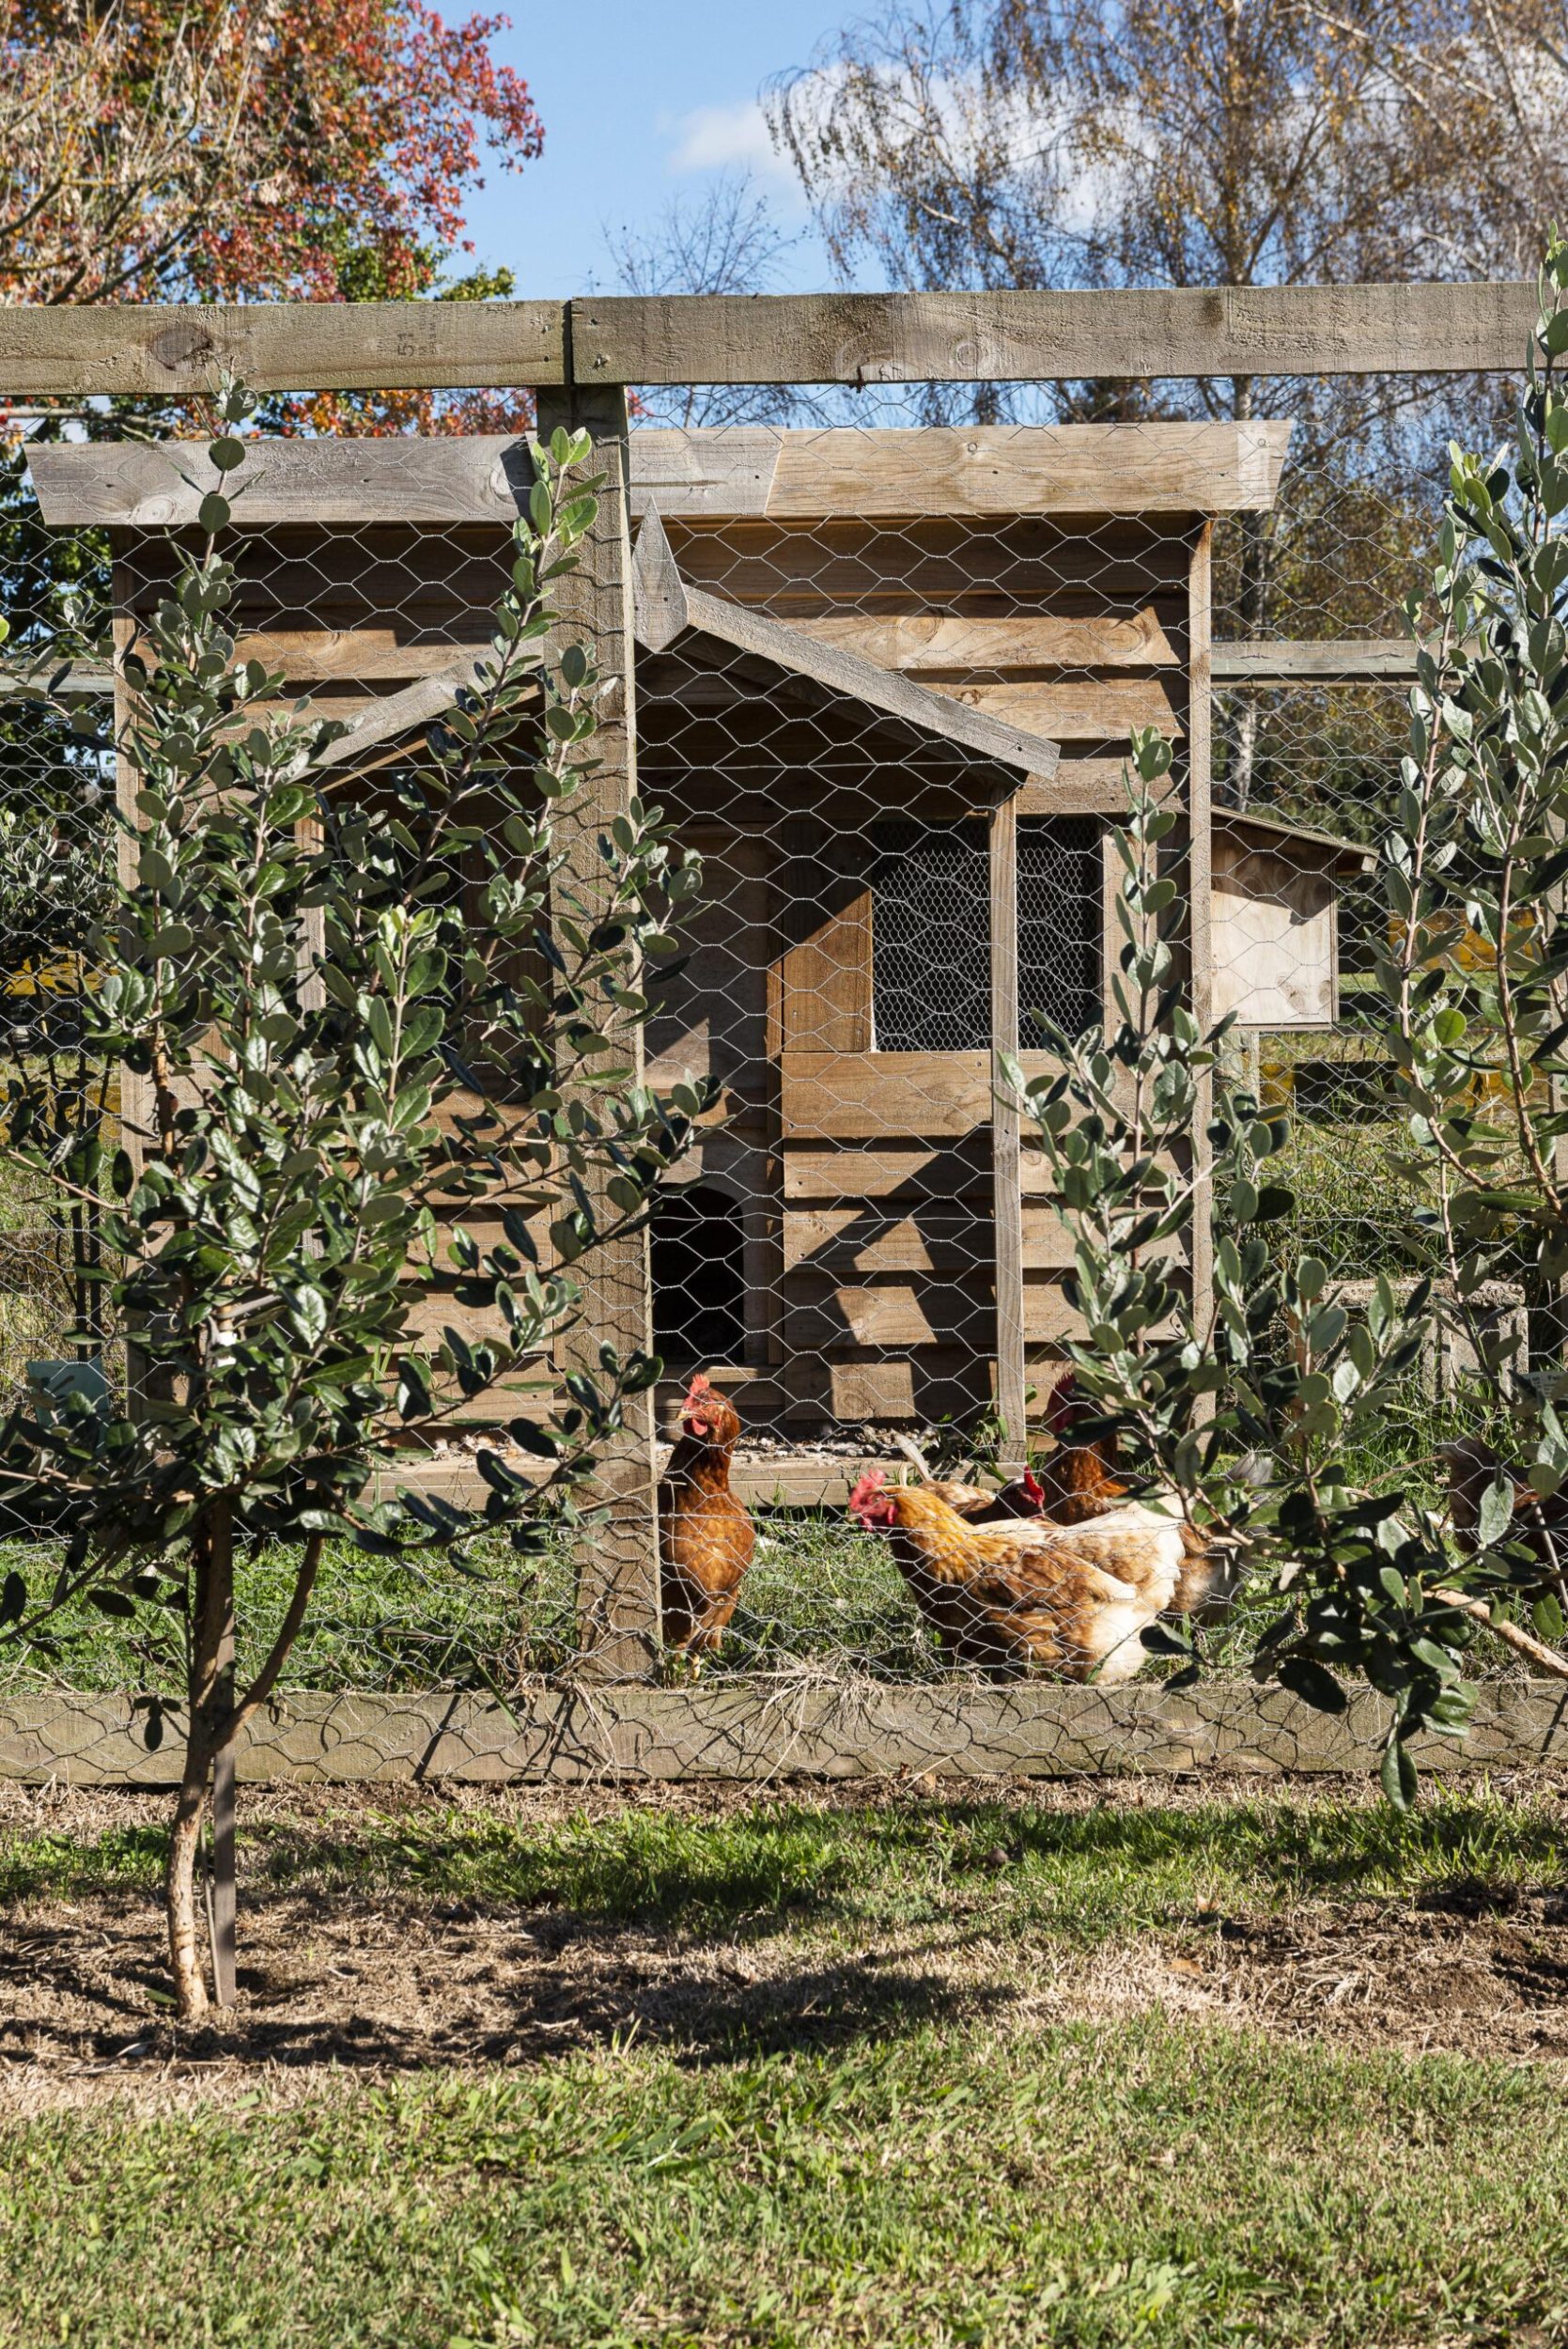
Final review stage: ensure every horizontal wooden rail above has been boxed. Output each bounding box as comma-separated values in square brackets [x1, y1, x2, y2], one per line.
[20, 645, 1421, 703]
[1212, 639, 1420, 682]
[0, 281, 1536, 396]
[3, 1679, 1565, 1783]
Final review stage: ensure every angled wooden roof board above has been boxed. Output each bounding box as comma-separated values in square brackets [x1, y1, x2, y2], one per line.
[311, 658, 515, 770]
[29, 420, 1293, 531]
[1215, 808, 1375, 871]
[631, 505, 1061, 784]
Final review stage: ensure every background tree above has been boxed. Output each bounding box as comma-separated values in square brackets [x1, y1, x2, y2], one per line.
[0, 402, 703, 2019]
[599, 170, 820, 428]
[0, 0, 541, 313]
[764, 0, 1530, 807]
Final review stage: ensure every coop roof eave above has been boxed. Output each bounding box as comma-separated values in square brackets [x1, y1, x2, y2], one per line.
[631, 506, 1062, 786]
[1214, 806, 1375, 873]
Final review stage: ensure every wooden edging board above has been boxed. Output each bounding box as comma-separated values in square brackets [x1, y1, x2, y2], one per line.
[0, 283, 1537, 396]
[4, 1680, 1566, 1785]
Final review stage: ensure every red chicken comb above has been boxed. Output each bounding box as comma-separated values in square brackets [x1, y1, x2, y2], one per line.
[1019, 1468, 1047, 1512]
[684, 1371, 718, 1400]
[1045, 1371, 1087, 1434]
[847, 1469, 893, 1526]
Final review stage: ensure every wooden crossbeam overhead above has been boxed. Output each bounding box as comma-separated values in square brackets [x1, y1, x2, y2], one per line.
[0, 280, 1535, 397]
[30, 420, 1291, 527]
[0, 300, 565, 397]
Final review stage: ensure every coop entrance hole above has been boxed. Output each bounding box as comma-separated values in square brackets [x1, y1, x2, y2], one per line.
[651, 1183, 746, 1366]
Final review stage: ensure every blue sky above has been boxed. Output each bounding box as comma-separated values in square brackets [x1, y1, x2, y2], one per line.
[435, 1, 861, 297]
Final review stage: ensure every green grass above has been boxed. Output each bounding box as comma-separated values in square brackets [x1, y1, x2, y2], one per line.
[0, 1509, 928, 1697]
[5, 1781, 1562, 1939]
[6, 1784, 1568, 2344]
[3, 2021, 1566, 2346]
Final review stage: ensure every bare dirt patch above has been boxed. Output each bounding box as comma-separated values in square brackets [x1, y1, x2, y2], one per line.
[5, 1770, 1568, 2115]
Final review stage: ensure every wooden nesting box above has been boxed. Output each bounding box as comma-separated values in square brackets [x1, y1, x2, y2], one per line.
[33, 418, 1305, 1443]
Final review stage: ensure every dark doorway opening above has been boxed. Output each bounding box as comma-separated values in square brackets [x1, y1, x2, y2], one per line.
[651, 1182, 747, 1366]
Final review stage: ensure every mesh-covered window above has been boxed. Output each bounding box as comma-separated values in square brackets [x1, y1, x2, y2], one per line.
[871, 816, 1102, 1051]
[1018, 817, 1102, 1043]
[871, 819, 989, 1050]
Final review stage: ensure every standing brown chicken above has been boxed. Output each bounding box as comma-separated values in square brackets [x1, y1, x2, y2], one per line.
[660, 1373, 755, 1656]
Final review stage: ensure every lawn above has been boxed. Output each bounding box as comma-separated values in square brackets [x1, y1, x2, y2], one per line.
[4, 1774, 1568, 2347]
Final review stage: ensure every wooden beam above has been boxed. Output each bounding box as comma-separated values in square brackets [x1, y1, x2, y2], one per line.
[990, 792, 1027, 1464]
[0, 301, 564, 397]
[312, 660, 503, 770]
[31, 422, 1288, 531]
[9, 1677, 1568, 1784]
[0, 282, 1535, 400]
[570, 282, 1536, 384]
[629, 503, 689, 651]
[1188, 526, 1216, 1327]
[536, 385, 661, 1683]
[1213, 638, 1419, 682]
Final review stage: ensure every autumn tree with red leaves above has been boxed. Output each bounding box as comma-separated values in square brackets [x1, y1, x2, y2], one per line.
[0, 0, 541, 431]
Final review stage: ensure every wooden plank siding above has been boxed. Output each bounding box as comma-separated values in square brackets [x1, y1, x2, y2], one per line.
[43, 424, 1252, 1439]
[33, 425, 1289, 529]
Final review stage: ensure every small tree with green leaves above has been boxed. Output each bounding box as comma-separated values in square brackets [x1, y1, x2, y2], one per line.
[1017, 245, 1568, 1801]
[0, 393, 702, 2015]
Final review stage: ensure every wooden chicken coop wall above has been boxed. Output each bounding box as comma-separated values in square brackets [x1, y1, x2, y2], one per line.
[35, 421, 1294, 1450]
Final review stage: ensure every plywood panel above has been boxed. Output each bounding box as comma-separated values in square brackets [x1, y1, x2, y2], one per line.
[1212, 829, 1339, 1029]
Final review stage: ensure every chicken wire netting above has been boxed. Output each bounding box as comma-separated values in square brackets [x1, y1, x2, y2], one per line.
[0, 365, 1537, 1735]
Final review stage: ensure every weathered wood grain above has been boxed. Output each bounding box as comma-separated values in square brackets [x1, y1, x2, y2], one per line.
[0, 301, 564, 397]
[780, 1050, 1058, 1142]
[32, 425, 1281, 533]
[536, 386, 660, 1680]
[1212, 638, 1420, 681]
[789, 608, 1185, 672]
[8, 1678, 1566, 1784]
[990, 793, 1027, 1459]
[782, 1205, 1076, 1273]
[781, 1142, 1056, 1200]
[0, 283, 1534, 400]
[571, 283, 1535, 385]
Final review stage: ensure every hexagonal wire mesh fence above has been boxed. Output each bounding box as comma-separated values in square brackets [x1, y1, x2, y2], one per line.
[0, 358, 1533, 1748]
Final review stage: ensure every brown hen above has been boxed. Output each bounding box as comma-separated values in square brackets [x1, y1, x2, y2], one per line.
[848, 1470, 1181, 1682]
[1036, 1371, 1226, 1620]
[660, 1374, 755, 1656]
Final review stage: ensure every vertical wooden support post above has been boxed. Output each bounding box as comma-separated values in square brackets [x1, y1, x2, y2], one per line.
[536, 382, 660, 1680]
[1187, 524, 1216, 1320]
[990, 788, 1027, 1467]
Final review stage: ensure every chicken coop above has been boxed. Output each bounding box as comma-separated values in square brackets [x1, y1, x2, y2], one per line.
[31, 413, 1376, 1514]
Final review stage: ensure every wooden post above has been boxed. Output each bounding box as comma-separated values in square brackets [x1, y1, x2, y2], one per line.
[1187, 524, 1216, 1320]
[990, 789, 1027, 1466]
[536, 383, 660, 1680]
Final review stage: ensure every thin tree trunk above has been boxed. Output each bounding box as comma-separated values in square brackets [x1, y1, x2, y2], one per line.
[164, 1501, 235, 2021]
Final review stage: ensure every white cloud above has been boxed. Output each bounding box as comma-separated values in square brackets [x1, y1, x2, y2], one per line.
[666, 100, 793, 185]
